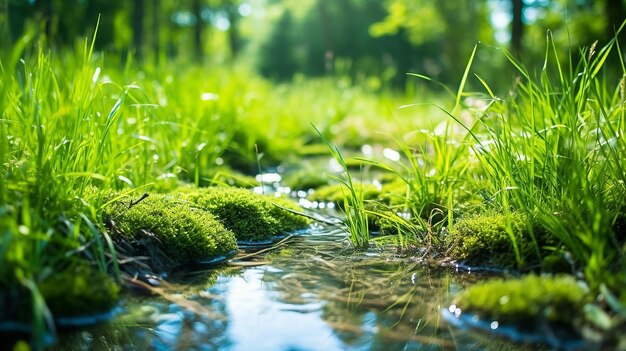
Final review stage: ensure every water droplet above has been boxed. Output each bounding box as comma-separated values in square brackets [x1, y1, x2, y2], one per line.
[361, 144, 373, 157]
[200, 92, 219, 101]
[383, 148, 400, 161]
[490, 321, 499, 329]
[256, 173, 281, 183]
[454, 308, 462, 317]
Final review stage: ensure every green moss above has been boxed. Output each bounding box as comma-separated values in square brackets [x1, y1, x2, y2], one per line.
[39, 264, 119, 317]
[180, 187, 310, 242]
[268, 195, 312, 232]
[210, 168, 259, 188]
[453, 275, 590, 327]
[446, 211, 537, 268]
[106, 193, 237, 264]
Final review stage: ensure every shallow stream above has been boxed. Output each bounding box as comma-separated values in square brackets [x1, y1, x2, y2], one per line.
[50, 225, 540, 351]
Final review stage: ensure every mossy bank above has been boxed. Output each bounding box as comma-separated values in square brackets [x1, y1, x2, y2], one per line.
[180, 187, 311, 242]
[106, 187, 311, 272]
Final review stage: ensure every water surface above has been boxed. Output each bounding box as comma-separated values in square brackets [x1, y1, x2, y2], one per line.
[51, 225, 540, 351]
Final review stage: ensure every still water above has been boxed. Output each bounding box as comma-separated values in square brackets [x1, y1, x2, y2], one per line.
[51, 225, 538, 351]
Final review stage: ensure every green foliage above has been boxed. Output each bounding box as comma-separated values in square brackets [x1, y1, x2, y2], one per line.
[370, 0, 446, 45]
[38, 263, 119, 317]
[370, 0, 496, 83]
[258, 10, 298, 80]
[446, 211, 538, 268]
[180, 187, 310, 242]
[453, 275, 590, 327]
[107, 193, 237, 263]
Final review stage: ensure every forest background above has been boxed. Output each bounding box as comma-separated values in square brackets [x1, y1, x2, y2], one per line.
[5, 0, 626, 90]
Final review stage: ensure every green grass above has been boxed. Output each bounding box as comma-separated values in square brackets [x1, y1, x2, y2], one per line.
[352, 36, 626, 291]
[456, 37, 626, 288]
[315, 126, 370, 249]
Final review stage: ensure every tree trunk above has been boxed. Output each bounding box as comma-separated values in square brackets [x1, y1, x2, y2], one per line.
[132, 0, 144, 59]
[226, 1, 239, 57]
[192, 0, 204, 61]
[4, 0, 11, 42]
[511, 0, 524, 56]
[317, 1, 334, 73]
[43, 0, 52, 39]
[152, 0, 160, 64]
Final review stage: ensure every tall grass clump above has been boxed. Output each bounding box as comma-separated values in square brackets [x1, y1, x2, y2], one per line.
[0, 32, 255, 340]
[0, 33, 124, 343]
[352, 56, 479, 251]
[457, 35, 626, 288]
[315, 126, 370, 249]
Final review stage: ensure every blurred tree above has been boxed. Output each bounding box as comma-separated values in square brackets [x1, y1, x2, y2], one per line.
[3, 0, 623, 81]
[258, 9, 297, 79]
[132, 0, 144, 59]
[223, 0, 242, 57]
[40, 0, 52, 38]
[152, 0, 161, 63]
[192, 0, 204, 61]
[511, 0, 524, 55]
[370, 0, 492, 83]
[604, 0, 626, 41]
[525, 0, 607, 55]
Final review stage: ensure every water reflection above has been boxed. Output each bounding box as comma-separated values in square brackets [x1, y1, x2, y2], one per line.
[52, 226, 535, 351]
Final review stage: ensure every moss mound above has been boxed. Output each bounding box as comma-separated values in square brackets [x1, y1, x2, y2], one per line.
[309, 183, 381, 205]
[453, 275, 590, 327]
[107, 193, 237, 265]
[180, 187, 311, 242]
[210, 168, 259, 188]
[446, 211, 538, 268]
[39, 264, 119, 317]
